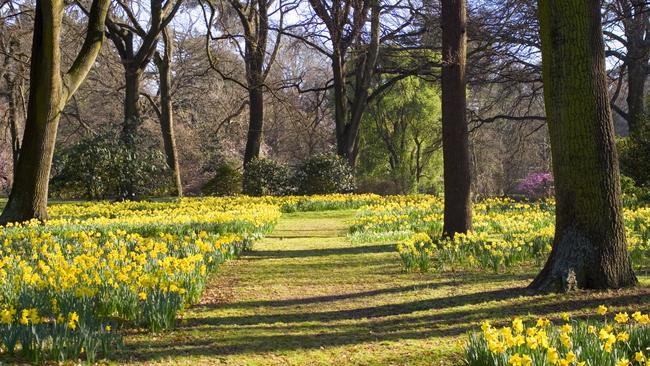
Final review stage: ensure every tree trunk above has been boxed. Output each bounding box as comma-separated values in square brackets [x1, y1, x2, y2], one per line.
[336, 124, 359, 168]
[626, 51, 647, 135]
[0, 0, 65, 223]
[243, 85, 264, 166]
[332, 49, 356, 167]
[441, 0, 472, 238]
[0, 0, 109, 224]
[6, 74, 23, 179]
[154, 29, 182, 197]
[530, 0, 637, 292]
[122, 65, 142, 143]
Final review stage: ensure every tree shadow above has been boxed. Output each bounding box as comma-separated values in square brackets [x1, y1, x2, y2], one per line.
[247, 244, 395, 258]
[185, 287, 532, 327]
[197, 281, 459, 310]
[113, 287, 650, 362]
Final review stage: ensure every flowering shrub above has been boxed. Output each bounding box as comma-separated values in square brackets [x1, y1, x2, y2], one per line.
[516, 172, 554, 200]
[465, 306, 650, 366]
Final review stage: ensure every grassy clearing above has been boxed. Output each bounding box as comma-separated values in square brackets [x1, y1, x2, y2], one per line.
[115, 210, 650, 365]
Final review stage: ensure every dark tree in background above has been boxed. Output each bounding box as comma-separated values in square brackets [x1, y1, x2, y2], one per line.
[104, 0, 183, 142]
[530, 0, 636, 291]
[305, 0, 380, 168]
[203, 0, 292, 170]
[604, 0, 650, 136]
[441, 0, 472, 237]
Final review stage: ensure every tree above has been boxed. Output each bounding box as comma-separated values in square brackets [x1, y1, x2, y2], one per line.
[202, 0, 292, 169]
[153, 27, 183, 197]
[359, 75, 442, 194]
[529, 0, 636, 291]
[0, 0, 111, 223]
[0, 1, 29, 188]
[604, 0, 650, 136]
[104, 0, 183, 142]
[441, 0, 472, 237]
[302, 0, 380, 167]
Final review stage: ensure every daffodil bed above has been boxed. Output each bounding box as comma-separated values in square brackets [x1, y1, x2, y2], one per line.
[466, 306, 650, 366]
[349, 196, 650, 273]
[2, 194, 650, 365]
[0, 197, 286, 362]
[0, 194, 386, 363]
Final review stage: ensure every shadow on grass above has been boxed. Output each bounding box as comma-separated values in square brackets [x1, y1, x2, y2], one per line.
[247, 243, 395, 258]
[114, 288, 650, 362]
[185, 287, 531, 327]
[197, 281, 459, 310]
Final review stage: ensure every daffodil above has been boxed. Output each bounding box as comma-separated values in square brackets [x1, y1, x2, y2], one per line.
[615, 312, 630, 324]
[597, 305, 608, 315]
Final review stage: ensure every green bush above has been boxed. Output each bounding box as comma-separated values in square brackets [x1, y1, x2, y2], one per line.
[243, 158, 292, 196]
[294, 153, 356, 195]
[50, 134, 172, 199]
[202, 162, 242, 196]
[619, 127, 650, 188]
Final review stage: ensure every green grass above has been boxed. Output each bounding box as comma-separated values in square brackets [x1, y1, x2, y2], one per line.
[113, 210, 650, 365]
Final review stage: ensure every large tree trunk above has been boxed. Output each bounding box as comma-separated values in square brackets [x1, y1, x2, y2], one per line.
[441, 0, 472, 238]
[1, 0, 66, 223]
[0, 0, 63, 222]
[0, 0, 109, 224]
[243, 85, 264, 166]
[530, 0, 637, 292]
[154, 29, 182, 197]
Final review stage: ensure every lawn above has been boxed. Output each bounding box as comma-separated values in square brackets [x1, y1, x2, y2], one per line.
[116, 209, 650, 365]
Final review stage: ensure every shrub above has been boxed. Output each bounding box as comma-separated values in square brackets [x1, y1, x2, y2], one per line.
[294, 153, 356, 195]
[202, 162, 243, 196]
[619, 128, 650, 188]
[620, 175, 650, 205]
[50, 134, 172, 199]
[515, 172, 554, 200]
[243, 158, 292, 196]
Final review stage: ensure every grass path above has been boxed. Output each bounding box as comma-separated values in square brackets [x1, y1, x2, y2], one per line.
[118, 210, 650, 365]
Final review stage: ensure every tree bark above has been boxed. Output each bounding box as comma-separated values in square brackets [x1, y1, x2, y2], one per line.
[332, 50, 352, 164]
[243, 85, 264, 166]
[154, 28, 182, 197]
[5, 74, 23, 179]
[530, 0, 637, 292]
[122, 65, 142, 143]
[0, 0, 110, 224]
[626, 49, 647, 135]
[441, 0, 472, 238]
